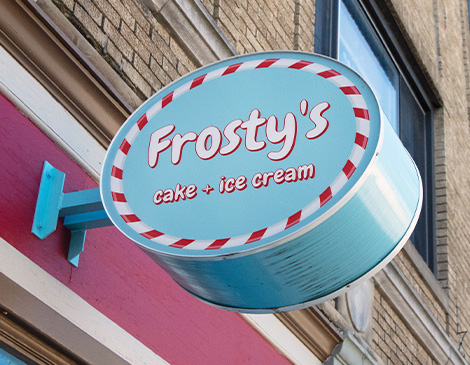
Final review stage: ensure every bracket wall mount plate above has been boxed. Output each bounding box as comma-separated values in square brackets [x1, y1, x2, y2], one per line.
[32, 161, 112, 266]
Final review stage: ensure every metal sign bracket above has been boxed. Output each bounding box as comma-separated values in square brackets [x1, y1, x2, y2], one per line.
[32, 161, 111, 267]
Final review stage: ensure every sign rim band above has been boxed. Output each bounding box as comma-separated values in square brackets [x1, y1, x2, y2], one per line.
[106, 57, 371, 251]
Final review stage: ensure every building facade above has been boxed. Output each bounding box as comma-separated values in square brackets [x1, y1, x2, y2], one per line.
[0, 0, 469, 363]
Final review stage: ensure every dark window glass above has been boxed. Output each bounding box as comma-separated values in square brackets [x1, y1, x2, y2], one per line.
[338, 0, 399, 131]
[399, 80, 436, 271]
[0, 344, 29, 365]
[315, 0, 436, 273]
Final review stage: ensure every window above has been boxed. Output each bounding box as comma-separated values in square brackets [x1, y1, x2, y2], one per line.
[315, 0, 437, 273]
[0, 309, 77, 365]
[0, 344, 29, 365]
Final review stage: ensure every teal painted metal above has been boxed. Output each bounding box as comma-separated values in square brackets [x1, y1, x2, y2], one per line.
[100, 51, 423, 313]
[63, 210, 111, 231]
[169, 115, 422, 312]
[68, 230, 86, 267]
[60, 188, 104, 216]
[32, 161, 65, 239]
[32, 161, 112, 266]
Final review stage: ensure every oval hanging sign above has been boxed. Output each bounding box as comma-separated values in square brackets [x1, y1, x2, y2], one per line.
[101, 51, 422, 312]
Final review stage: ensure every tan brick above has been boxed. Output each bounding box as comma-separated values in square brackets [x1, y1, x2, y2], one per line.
[92, 0, 121, 28]
[104, 38, 122, 66]
[103, 18, 134, 62]
[200, 0, 215, 17]
[120, 22, 150, 63]
[56, 0, 75, 12]
[77, 0, 103, 26]
[220, 23, 238, 49]
[150, 56, 172, 87]
[123, 61, 152, 98]
[136, 27, 163, 66]
[133, 54, 161, 90]
[177, 62, 190, 77]
[168, 37, 194, 72]
[121, 0, 151, 34]
[218, 8, 240, 45]
[74, 2, 106, 45]
[245, 28, 264, 52]
[108, 0, 135, 30]
[154, 21, 170, 44]
[162, 56, 179, 81]
[151, 30, 171, 59]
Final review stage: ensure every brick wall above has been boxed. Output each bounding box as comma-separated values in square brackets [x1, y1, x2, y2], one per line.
[52, 0, 196, 102]
[374, 290, 438, 364]
[200, 0, 314, 53]
[394, 250, 447, 330]
[387, 0, 470, 359]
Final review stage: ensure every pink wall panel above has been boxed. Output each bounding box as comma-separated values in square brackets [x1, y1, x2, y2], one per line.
[0, 93, 291, 365]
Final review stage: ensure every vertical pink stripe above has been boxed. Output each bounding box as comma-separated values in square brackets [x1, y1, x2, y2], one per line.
[355, 133, 368, 149]
[112, 192, 127, 202]
[354, 108, 370, 120]
[340, 86, 360, 95]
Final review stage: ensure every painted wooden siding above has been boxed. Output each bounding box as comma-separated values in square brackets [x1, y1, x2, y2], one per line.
[0, 92, 291, 365]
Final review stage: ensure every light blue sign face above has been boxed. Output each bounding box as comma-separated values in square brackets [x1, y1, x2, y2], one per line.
[101, 52, 380, 256]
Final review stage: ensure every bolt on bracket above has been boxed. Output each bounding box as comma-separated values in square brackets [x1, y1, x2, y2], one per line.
[32, 161, 112, 267]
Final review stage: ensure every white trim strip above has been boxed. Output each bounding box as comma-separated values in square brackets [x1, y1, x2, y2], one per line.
[328, 75, 354, 88]
[0, 238, 169, 365]
[303, 63, 330, 74]
[239, 59, 263, 71]
[347, 94, 368, 109]
[356, 117, 371, 136]
[114, 202, 134, 215]
[264, 220, 288, 238]
[241, 314, 322, 365]
[330, 174, 348, 195]
[110, 176, 124, 193]
[0, 46, 105, 180]
[128, 221, 153, 234]
[126, 124, 141, 144]
[349, 145, 365, 166]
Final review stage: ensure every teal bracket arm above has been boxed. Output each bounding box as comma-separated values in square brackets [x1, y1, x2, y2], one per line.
[32, 161, 112, 267]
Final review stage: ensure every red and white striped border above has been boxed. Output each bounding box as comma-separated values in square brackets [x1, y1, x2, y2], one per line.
[109, 58, 371, 250]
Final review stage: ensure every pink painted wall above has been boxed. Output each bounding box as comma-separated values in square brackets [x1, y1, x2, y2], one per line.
[0, 93, 291, 365]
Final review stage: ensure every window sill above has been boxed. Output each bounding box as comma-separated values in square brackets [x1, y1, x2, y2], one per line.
[373, 246, 462, 364]
[402, 241, 449, 314]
